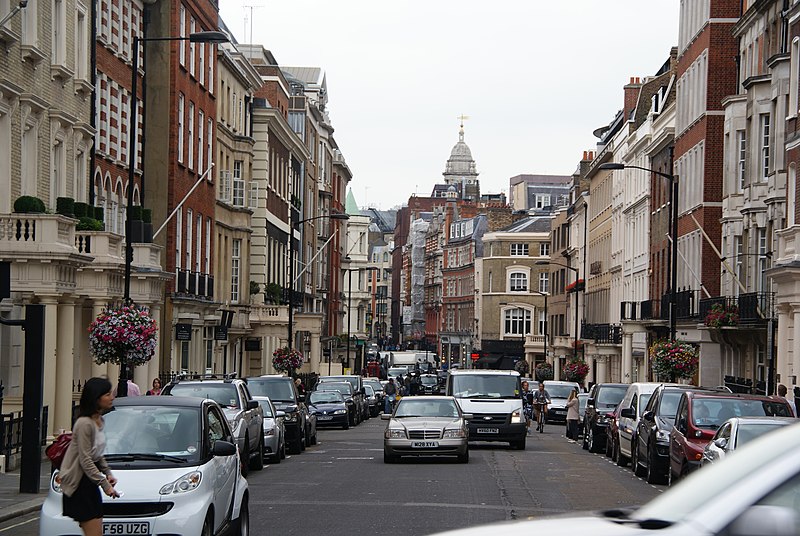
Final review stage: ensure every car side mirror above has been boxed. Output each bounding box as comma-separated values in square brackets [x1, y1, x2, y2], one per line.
[380, 413, 392, 420]
[276, 411, 286, 418]
[728, 505, 800, 536]
[587, 398, 595, 408]
[620, 408, 635, 419]
[642, 410, 655, 422]
[212, 440, 237, 457]
[247, 400, 259, 410]
[462, 413, 473, 420]
[714, 437, 728, 450]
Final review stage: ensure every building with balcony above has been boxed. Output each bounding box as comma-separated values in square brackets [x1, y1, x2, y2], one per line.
[342, 189, 372, 370]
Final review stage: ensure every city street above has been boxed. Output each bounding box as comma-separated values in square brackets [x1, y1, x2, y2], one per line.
[5, 418, 661, 536]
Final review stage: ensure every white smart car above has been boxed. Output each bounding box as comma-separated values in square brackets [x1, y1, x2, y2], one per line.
[40, 396, 249, 536]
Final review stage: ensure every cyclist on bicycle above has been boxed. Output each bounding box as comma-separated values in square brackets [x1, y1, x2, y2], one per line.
[531, 382, 551, 432]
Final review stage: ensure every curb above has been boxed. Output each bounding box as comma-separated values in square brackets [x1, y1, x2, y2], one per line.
[0, 497, 44, 523]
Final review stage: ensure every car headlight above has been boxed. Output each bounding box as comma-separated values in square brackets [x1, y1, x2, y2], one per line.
[656, 429, 670, 442]
[264, 428, 275, 436]
[284, 412, 298, 423]
[511, 410, 523, 423]
[443, 428, 466, 438]
[597, 415, 610, 425]
[334, 409, 347, 415]
[159, 471, 202, 495]
[384, 428, 406, 439]
[51, 471, 62, 494]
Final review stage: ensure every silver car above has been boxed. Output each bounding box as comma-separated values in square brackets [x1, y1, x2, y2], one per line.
[382, 396, 471, 464]
[253, 396, 286, 463]
[701, 416, 795, 465]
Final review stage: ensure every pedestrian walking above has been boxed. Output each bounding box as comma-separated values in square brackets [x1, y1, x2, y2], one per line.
[112, 372, 141, 397]
[521, 380, 533, 434]
[145, 378, 162, 396]
[777, 384, 795, 416]
[384, 378, 397, 413]
[60, 377, 120, 536]
[566, 389, 580, 442]
[294, 378, 306, 398]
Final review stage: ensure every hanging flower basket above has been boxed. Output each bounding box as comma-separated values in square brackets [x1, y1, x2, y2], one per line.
[562, 359, 590, 384]
[514, 358, 530, 375]
[650, 339, 699, 382]
[535, 362, 554, 382]
[272, 347, 304, 373]
[704, 303, 739, 328]
[88, 305, 158, 366]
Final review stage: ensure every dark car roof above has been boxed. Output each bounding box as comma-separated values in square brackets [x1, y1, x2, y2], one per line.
[686, 391, 784, 402]
[113, 396, 209, 408]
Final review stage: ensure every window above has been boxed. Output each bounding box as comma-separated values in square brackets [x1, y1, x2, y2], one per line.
[758, 228, 768, 293]
[177, 94, 184, 163]
[536, 194, 551, 209]
[187, 102, 194, 169]
[199, 42, 205, 86]
[207, 118, 213, 174]
[205, 218, 211, 275]
[760, 113, 770, 181]
[504, 308, 531, 336]
[186, 209, 192, 272]
[231, 239, 241, 303]
[540, 242, 550, 256]
[539, 272, 549, 293]
[176, 207, 183, 270]
[75, 4, 89, 81]
[737, 130, 746, 191]
[510, 243, 528, 256]
[233, 160, 244, 206]
[52, 0, 67, 66]
[538, 310, 546, 337]
[189, 17, 196, 77]
[509, 272, 528, 292]
[205, 327, 213, 372]
[197, 110, 204, 174]
[195, 215, 202, 275]
[249, 182, 259, 209]
[21, 0, 37, 47]
[179, 4, 185, 65]
[791, 38, 800, 116]
[208, 45, 214, 93]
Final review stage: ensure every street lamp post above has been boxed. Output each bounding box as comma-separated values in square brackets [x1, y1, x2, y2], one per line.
[598, 162, 677, 340]
[536, 260, 580, 360]
[345, 267, 378, 373]
[124, 30, 229, 303]
[287, 213, 350, 349]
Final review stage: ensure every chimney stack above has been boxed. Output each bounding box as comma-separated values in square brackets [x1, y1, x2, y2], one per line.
[624, 76, 643, 121]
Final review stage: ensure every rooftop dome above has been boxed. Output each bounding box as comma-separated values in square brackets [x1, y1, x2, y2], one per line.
[444, 125, 478, 175]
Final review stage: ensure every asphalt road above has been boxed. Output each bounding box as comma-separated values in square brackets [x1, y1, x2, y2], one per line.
[14, 418, 662, 536]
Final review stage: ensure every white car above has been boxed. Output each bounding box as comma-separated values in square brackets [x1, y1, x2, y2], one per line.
[40, 396, 249, 536]
[430, 421, 800, 535]
[253, 395, 286, 463]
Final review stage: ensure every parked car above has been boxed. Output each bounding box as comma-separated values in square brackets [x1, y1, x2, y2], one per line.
[632, 385, 710, 484]
[252, 396, 285, 463]
[364, 377, 385, 399]
[246, 375, 313, 454]
[702, 416, 795, 465]
[308, 390, 350, 429]
[162, 375, 264, 475]
[605, 404, 624, 459]
[577, 392, 589, 435]
[318, 375, 369, 421]
[669, 391, 793, 484]
[543, 380, 580, 423]
[364, 384, 381, 417]
[582, 383, 628, 453]
[419, 373, 440, 395]
[315, 381, 360, 426]
[426, 419, 800, 536]
[382, 396, 471, 463]
[610, 382, 662, 466]
[40, 396, 249, 536]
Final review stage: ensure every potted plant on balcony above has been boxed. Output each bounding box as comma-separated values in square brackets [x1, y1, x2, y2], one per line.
[88, 305, 158, 397]
[272, 346, 304, 377]
[562, 359, 590, 384]
[535, 362, 554, 382]
[55, 197, 75, 218]
[649, 339, 699, 382]
[704, 303, 739, 328]
[13, 196, 46, 214]
[265, 282, 283, 304]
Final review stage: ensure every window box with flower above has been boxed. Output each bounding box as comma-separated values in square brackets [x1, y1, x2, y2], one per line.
[704, 303, 739, 328]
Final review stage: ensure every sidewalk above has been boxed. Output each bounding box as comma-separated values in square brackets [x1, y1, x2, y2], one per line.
[0, 461, 51, 522]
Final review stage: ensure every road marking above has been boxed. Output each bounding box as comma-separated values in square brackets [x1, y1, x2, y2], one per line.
[0, 516, 36, 532]
[335, 457, 374, 460]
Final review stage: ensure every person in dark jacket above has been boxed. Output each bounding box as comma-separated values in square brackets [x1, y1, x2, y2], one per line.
[384, 379, 397, 413]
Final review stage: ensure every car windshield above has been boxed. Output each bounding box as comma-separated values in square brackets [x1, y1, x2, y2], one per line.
[310, 392, 343, 404]
[247, 380, 295, 402]
[104, 406, 201, 462]
[421, 376, 438, 385]
[451, 375, 519, 399]
[256, 400, 273, 417]
[546, 384, 577, 399]
[167, 384, 239, 408]
[596, 386, 627, 406]
[317, 383, 352, 396]
[394, 399, 460, 418]
[321, 376, 359, 391]
[736, 422, 788, 447]
[692, 398, 792, 429]
[659, 390, 684, 420]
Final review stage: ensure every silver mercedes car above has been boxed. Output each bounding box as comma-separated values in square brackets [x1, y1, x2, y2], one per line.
[382, 396, 471, 463]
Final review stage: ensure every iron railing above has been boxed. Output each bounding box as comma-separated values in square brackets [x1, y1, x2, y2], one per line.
[581, 322, 622, 344]
[0, 406, 49, 462]
[699, 292, 775, 324]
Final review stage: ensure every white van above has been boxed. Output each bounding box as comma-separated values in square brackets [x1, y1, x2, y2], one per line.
[446, 370, 527, 450]
[615, 382, 665, 465]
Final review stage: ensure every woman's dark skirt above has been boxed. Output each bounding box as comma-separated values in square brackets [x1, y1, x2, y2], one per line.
[63, 474, 102, 523]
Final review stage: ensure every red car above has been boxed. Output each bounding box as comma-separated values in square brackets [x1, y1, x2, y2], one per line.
[668, 391, 792, 484]
[604, 404, 623, 458]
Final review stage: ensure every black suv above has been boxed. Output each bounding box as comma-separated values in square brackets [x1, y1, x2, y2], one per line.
[246, 375, 315, 454]
[582, 383, 628, 453]
[632, 384, 713, 484]
[161, 374, 264, 476]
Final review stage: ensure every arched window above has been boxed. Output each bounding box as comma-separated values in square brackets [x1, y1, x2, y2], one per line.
[503, 308, 531, 336]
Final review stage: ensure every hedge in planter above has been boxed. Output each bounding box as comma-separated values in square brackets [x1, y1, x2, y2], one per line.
[13, 196, 46, 214]
[74, 202, 91, 218]
[77, 217, 105, 231]
[56, 197, 75, 217]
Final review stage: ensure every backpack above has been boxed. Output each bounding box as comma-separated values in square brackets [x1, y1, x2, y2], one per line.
[45, 432, 72, 469]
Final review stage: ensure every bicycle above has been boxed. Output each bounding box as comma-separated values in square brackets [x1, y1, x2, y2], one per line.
[533, 401, 548, 433]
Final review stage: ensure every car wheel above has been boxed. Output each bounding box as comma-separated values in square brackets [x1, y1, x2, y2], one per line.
[280, 440, 286, 459]
[201, 512, 213, 536]
[310, 428, 318, 446]
[342, 420, 350, 430]
[582, 424, 589, 450]
[605, 434, 614, 458]
[587, 427, 597, 453]
[457, 450, 469, 464]
[239, 438, 250, 478]
[632, 441, 646, 476]
[249, 435, 264, 471]
[383, 451, 397, 464]
[272, 449, 281, 464]
[231, 495, 249, 536]
[646, 449, 665, 485]
[300, 432, 306, 451]
[616, 440, 629, 467]
[512, 438, 526, 450]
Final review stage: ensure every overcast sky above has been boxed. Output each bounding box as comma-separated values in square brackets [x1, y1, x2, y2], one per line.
[219, 1, 680, 210]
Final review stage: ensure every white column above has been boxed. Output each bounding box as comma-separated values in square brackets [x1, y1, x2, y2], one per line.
[91, 301, 108, 379]
[596, 355, 608, 384]
[792, 307, 800, 391]
[148, 304, 162, 383]
[553, 356, 561, 381]
[776, 307, 790, 392]
[55, 300, 75, 433]
[40, 296, 59, 437]
[622, 332, 633, 384]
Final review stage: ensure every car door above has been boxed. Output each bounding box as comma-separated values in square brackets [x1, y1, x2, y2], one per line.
[241, 383, 262, 452]
[637, 388, 659, 461]
[207, 405, 236, 530]
[618, 387, 635, 454]
[670, 395, 690, 478]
